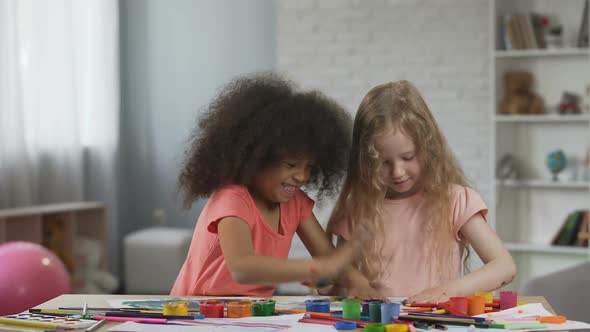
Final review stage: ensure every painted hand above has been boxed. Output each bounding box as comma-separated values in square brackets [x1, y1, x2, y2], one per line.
[347, 279, 384, 300]
[405, 286, 451, 304]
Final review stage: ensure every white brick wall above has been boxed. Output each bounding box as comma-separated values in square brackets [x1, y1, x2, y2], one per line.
[275, 2, 492, 290]
[276, 0, 492, 213]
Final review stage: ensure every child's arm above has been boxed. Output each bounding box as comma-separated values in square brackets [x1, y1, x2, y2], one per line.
[218, 216, 354, 285]
[406, 213, 517, 303]
[296, 212, 381, 298]
[334, 236, 383, 299]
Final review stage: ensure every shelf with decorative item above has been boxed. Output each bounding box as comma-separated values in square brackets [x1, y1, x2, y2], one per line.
[495, 48, 590, 58]
[504, 242, 589, 256]
[495, 113, 590, 123]
[496, 179, 590, 190]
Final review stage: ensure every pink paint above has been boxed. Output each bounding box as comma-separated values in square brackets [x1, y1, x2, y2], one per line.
[500, 291, 517, 310]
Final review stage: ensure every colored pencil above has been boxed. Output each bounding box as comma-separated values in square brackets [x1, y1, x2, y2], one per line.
[402, 307, 434, 313]
[299, 317, 335, 326]
[276, 309, 333, 317]
[432, 309, 448, 314]
[91, 315, 167, 324]
[104, 311, 201, 320]
[408, 312, 487, 322]
[403, 314, 483, 324]
[505, 323, 547, 330]
[86, 319, 106, 332]
[60, 307, 142, 311]
[404, 302, 437, 308]
[0, 317, 66, 330]
[27, 310, 76, 317]
[296, 313, 369, 327]
[431, 323, 448, 330]
[30, 309, 100, 315]
[398, 316, 504, 329]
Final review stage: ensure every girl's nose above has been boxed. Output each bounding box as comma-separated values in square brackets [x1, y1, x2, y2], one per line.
[393, 165, 405, 178]
[293, 167, 310, 183]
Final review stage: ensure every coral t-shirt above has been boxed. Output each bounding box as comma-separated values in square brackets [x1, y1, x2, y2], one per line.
[170, 185, 314, 297]
[333, 185, 488, 297]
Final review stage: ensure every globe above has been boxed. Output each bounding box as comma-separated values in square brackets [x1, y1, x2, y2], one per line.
[546, 150, 567, 181]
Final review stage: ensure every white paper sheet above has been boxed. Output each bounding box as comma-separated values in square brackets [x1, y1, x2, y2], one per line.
[470, 303, 590, 331]
[108, 314, 309, 332]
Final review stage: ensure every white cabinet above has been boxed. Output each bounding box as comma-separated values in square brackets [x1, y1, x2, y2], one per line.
[490, 0, 590, 290]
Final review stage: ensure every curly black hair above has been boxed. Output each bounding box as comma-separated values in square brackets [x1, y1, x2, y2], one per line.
[179, 72, 352, 207]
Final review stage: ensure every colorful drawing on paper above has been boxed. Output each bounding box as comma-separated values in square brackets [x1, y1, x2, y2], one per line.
[108, 297, 265, 310]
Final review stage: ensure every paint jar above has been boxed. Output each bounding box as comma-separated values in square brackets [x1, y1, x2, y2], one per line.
[475, 291, 494, 304]
[364, 323, 386, 332]
[227, 300, 252, 318]
[252, 300, 275, 316]
[304, 299, 330, 313]
[362, 299, 382, 316]
[342, 298, 361, 320]
[199, 301, 224, 318]
[385, 324, 410, 332]
[380, 302, 400, 324]
[163, 301, 188, 316]
[369, 301, 382, 322]
[467, 295, 485, 315]
[335, 321, 357, 330]
[449, 297, 469, 315]
[500, 290, 517, 310]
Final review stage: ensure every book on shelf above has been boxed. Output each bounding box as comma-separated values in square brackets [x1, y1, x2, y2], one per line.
[578, 0, 589, 48]
[577, 211, 589, 247]
[498, 13, 544, 50]
[550, 210, 589, 247]
[497, 2, 589, 51]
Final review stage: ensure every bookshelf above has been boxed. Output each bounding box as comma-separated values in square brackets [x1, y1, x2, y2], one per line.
[504, 242, 589, 255]
[490, 0, 590, 291]
[495, 48, 590, 58]
[495, 113, 590, 123]
[496, 179, 590, 189]
[0, 202, 108, 293]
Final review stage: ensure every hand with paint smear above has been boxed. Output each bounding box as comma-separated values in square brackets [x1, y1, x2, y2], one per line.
[406, 285, 451, 304]
[301, 278, 334, 295]
[348, 278, 384, 300]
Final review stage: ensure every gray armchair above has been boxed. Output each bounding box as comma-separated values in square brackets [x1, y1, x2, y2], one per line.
[520, 262, 590, 322]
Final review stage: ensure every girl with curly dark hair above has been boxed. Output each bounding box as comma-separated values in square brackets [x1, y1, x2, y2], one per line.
[170, 72, 357, 296]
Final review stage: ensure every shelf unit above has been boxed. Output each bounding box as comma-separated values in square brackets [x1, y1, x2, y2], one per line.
[505, 242, 590, 255]
[490, 0, 590, 291]
[0, 202, 108, 293]
[495, 48, 590, 58]
[496, 179, 590, 189]
[495, 113, 590, 123]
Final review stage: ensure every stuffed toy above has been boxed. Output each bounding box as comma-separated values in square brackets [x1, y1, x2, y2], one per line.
[43, 218, 76, 274]
[582, 84, 590, 113]
[499, 71, 544, 115]
[73, 237, 119, 294]
[559, 92, 581, 114]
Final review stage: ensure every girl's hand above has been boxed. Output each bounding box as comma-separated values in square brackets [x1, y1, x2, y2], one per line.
[301, 279, 334, 295]
[347, 278, 383, 300]
[316, 284, 335, 295]
[406, 286, 451, 304]
[312, 239, 356, 279]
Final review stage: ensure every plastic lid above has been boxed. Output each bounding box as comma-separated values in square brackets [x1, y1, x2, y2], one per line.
[365, 324, 386, 332]
[335, 321, 357, 330]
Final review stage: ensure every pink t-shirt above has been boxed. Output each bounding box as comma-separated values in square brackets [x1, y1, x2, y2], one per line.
[170, 184, 314, 297]
[333, 185, 487, 297]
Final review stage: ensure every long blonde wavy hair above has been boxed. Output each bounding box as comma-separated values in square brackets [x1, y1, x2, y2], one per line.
[327, 81, 471, 286]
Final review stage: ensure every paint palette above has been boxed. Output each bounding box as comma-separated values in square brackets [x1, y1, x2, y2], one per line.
[0, 313, 96, 329]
